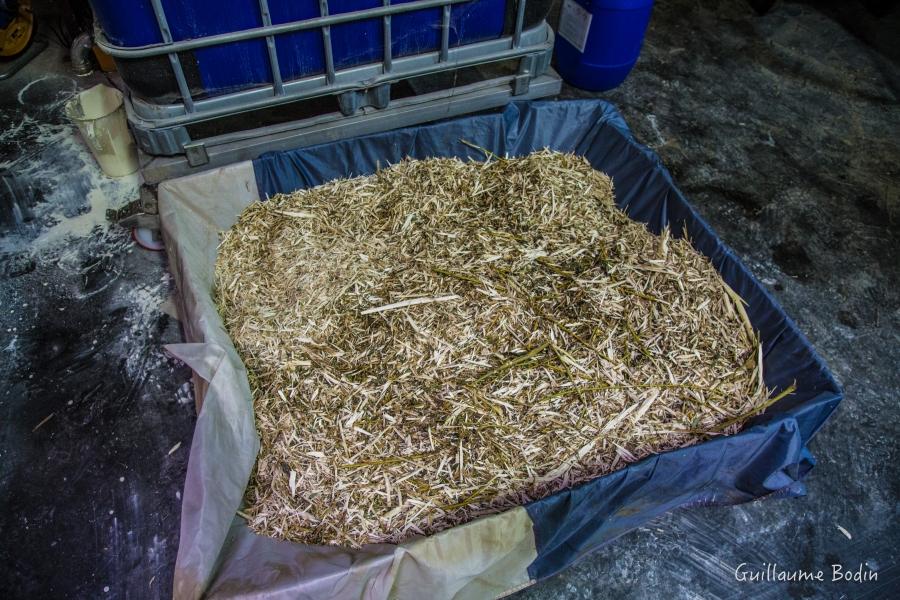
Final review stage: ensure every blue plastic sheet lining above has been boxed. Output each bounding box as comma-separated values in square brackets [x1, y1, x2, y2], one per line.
[252, 99, 842, 585]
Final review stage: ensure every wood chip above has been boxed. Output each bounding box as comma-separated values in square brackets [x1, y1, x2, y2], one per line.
[360, 295, 460, 315]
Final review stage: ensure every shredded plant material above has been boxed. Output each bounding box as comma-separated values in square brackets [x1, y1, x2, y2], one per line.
[216, 149, 782, 547]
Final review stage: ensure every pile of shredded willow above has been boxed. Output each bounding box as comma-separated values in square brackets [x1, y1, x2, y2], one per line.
[216, 149, 782, 547]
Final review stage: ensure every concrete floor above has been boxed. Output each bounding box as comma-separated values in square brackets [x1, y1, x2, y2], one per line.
[518, 2, 900, 599]
[0, 46, 195, 598]
[1, 0, 897, 598]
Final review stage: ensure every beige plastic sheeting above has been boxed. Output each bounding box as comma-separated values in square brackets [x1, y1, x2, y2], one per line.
[158, 162, 538, 599]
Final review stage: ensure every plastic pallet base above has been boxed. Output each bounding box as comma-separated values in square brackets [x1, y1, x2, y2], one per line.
[140, 69, 561, 186]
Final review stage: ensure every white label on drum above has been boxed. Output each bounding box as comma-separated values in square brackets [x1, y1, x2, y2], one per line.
[558, 0, 593, 54]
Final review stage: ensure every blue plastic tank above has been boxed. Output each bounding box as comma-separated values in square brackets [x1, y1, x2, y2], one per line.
[88, 0, 507, 101]
[554, 0, 653, 91]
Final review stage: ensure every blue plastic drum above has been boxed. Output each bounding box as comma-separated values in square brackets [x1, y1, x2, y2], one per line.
[554, 0, 654, 91]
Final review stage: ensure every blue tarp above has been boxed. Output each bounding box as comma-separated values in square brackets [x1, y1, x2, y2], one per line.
[250, 99, 842, 587]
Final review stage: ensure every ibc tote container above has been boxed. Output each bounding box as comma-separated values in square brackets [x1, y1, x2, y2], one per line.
[89, 0, 532, 103]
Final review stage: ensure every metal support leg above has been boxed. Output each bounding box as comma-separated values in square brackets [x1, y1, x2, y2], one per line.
[512, 0, 526, 48]
[320, 0, 336, 85]
[149, 0, 195, 113]
[440, 5, 450, 62]
[513, 54, 535, 95]
[259, 0, 285, 95]
[383, 0, 392, 73]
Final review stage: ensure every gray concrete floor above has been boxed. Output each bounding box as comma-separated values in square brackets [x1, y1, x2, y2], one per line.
[519, 1, 900, 599]
[1, 46, 195, 598]
[1, 0, 898, 598]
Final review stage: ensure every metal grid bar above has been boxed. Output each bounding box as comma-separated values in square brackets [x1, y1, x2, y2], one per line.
[440, 4, 451, 62]
[128, 27, 553, 129]
[320, 0, 336, 85]
[258, 0, 284, 95]
[148, 0, 194, 112]
[128, 24, 553, 126]
[98, 0, 473, 59]
[513, 0, 526, 48]
[382, 0, 392, 73]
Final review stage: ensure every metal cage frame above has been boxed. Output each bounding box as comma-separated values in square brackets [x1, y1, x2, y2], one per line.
[94, 0, 560, 182]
